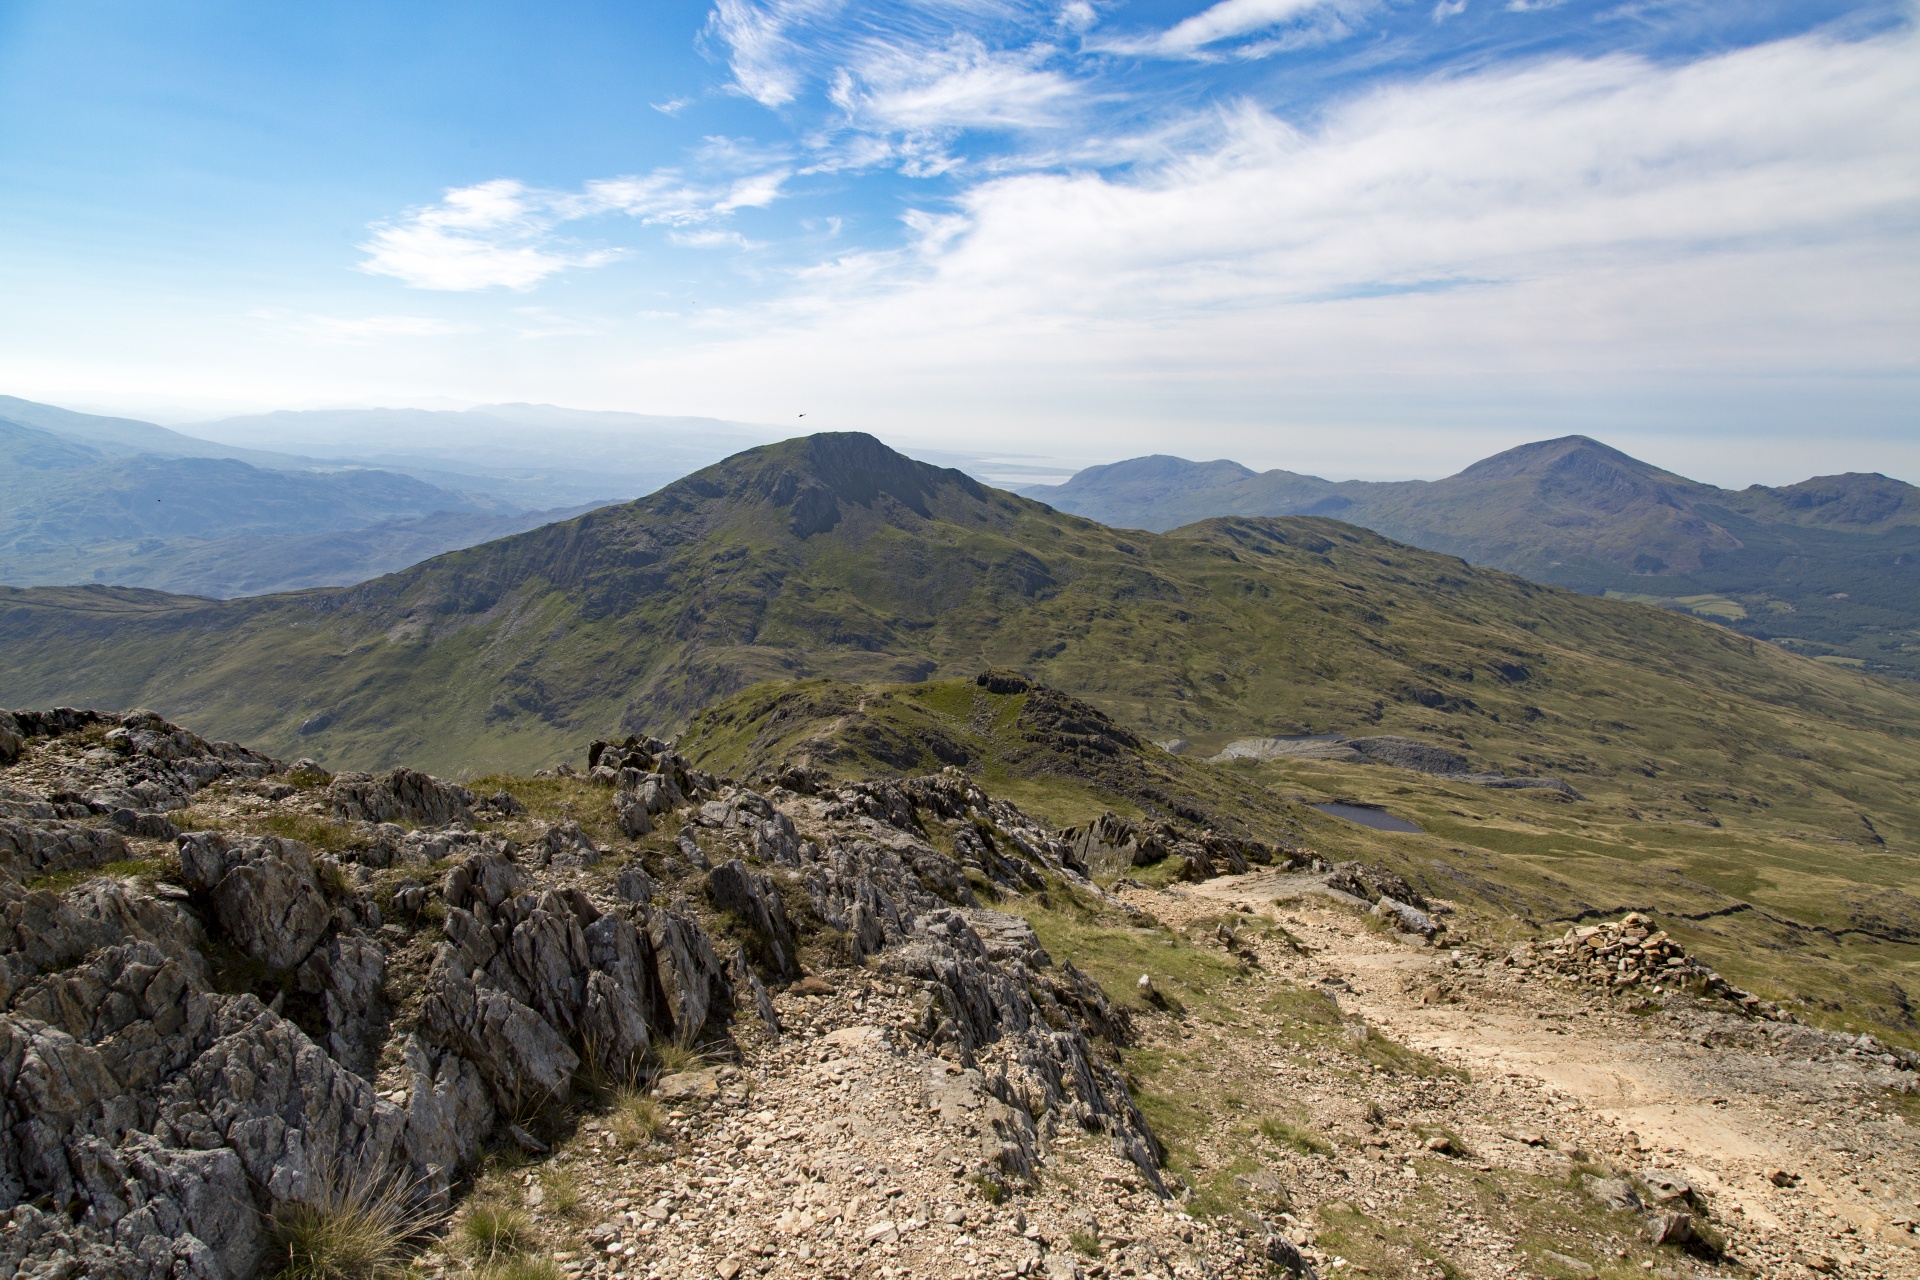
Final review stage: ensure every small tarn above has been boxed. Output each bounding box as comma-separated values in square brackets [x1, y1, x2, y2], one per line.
[1311, 802, 1422, 834]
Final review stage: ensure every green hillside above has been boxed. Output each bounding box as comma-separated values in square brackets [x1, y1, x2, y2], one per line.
[676, 670, 1920, 1045]
[676, 671, 1315, 839]
[3, 430, 1918, 824]
[1025, 436, 1920, 677]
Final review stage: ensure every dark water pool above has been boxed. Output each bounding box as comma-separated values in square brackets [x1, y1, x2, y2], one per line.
[1310, 802, 1423, 834]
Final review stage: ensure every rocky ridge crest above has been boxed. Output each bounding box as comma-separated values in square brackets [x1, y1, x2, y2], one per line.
[0, 708, 1182, 1278]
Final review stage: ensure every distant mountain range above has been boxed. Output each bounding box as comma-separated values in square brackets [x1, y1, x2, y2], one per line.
[1021, 436, 1920, 679]
[0, 395, 792, 598]
[176, 402, 785, 508]
[0, 408, 595, 598]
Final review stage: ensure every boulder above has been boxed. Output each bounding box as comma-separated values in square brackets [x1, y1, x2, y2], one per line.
[177, 834, 333, 971]
[615, 865, 655, 903]
[327, 767, 475, 827]
[1580, 1175, 1642, 1212]
[1372, 895, 1440, 938]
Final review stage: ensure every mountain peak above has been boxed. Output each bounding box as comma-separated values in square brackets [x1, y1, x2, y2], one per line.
[1450, 435, 1675, 484]
[658, 431, 990, 539]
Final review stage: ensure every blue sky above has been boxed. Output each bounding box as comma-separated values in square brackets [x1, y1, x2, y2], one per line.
[0, 0, 1914, 481]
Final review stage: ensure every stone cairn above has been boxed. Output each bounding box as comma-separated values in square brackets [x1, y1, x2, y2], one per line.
[1506, 912, 1792, 1018]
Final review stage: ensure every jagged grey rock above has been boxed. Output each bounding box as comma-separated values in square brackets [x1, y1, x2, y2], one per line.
[296, 932, 388, 1075]
[419, 946, 580, 1106]
[327, 767, 475, 827]
[0, 816, 129, 876]
[177, 833, 333, 971]
[707, 859, 800, 982]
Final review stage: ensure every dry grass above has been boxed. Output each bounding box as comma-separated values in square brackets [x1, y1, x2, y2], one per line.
[477, 1258, 562, 1280]
[610, 1089, 664, 1148]
[460, 1200, 532, 1262]
[1257, 1115, 1333, 1156]
[649, 1040, 709, 1074]
[537, 1166, 583, 1217]
[266, 1165, 436, 1280]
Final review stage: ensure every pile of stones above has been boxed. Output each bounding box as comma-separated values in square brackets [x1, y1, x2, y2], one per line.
[1511, 912, 1793, 1020]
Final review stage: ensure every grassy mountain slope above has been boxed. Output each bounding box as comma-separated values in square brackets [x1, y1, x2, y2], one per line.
[0, 431, 1915, 817]
[1026, 436, 1920, 677]
[677, 671, 1920, 1044]
[677, 671, 1315, 839]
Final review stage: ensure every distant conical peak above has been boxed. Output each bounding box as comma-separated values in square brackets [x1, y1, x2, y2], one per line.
[1450, 435, 1666, 482]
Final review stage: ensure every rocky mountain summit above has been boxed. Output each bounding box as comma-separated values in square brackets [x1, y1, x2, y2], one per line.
[0, 705, 1203, 1279]
[1, 705, 1916, 1280]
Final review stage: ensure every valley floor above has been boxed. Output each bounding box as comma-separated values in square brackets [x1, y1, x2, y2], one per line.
[429, 872, 1919, 1280]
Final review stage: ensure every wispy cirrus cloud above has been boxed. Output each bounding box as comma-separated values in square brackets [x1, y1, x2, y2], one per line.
[830, 36, 1080, 132]
[360, 167, 789, 290]
[703, 0, 843, 107]
[1096, 0, 1369, 59]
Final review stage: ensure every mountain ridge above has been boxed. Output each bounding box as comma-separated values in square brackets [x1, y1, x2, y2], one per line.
[1023, 435, 1920, 675]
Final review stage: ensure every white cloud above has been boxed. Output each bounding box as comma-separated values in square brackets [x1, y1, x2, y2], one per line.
[833, 31, 1920, 327]
[603, 26, 1917, 452]
[704, 0, 842, 107]
[361, 167, 791, 290]
[668, 229, 764, 249]
[359, 180, 623, 291]
[716, 169, 790, 211]
[831, 36, 1080, 132]
[1102, 0, 1360, 58]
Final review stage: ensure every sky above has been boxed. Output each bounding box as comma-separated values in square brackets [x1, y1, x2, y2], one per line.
[0, 0, 1914, 483]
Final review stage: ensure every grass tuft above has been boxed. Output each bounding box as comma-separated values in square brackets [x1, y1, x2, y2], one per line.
[610, 1088, 663, 1148]
[461, 1200, 532, 1261]
[267, 1165, 436, 1280]
[1257, 1115, 1332, 1156]
[477, 1258, 562, 1280]
[649, 1040, 710, 1074]
[538, 1166, 583, 1217]
[1069, 1229, 1104, 1258]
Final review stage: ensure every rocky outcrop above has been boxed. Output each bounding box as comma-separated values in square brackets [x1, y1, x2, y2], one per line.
[177, 833, 335, 971]
[420, 848, 730, 1097]
[1505, 913, 1904, 1046]
[707, 859, 800, 982]
[889, 910, 1165, 1193]
[327, 767, 476, 827]
[1325, 861, 1428, 911]
[0, 708, 1179, 1277]
[0, 814, 129, 876]
[1063, 809, 1291, 882]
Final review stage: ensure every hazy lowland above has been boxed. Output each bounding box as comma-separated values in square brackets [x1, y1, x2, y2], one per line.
[2, 420, 1916, 1278]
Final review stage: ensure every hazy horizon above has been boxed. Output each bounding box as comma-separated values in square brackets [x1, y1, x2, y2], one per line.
[10, 390, 1917, 493]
